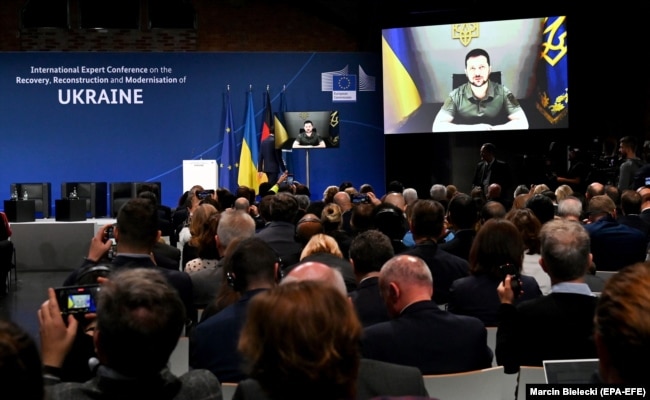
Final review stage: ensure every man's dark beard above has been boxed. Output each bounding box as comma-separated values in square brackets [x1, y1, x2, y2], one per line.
[469, 78, 487, 88]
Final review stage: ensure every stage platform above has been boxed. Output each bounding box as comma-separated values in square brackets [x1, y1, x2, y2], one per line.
[10, 218, 116, 272]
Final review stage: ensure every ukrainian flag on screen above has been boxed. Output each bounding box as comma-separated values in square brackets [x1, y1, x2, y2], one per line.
[382, 28, 422, 132]
[536, 16, 568, 124]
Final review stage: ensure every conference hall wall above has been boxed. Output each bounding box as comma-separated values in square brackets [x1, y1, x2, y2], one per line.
[0, 52, 383, 212]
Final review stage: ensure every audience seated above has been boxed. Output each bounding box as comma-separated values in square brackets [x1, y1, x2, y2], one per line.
[372, 202, 409, 254]
[235, 280, 361, 400]
[556, 195, 583, 221]
[41, 268, 221, 399]
[190, 237, 280, 383]
[439, 193, 478, 261]
[288, 233, 357, 293]
[448, 218, 542, 326]
[496, 219, 599, 374]
[278, 261, 430, 400]
[584, 195, 647, 271]
[183, 204, 220, 273]
[254, 192, 303, 269]
[506, 208, 551, 294]
[594, 261, 650, 384]
[350, 203, 377, 236]
[64, 198, 194, 321]
[294, 213, 324, 246]
[190, 209, 256, 310]
[400, 199, 469, 305]
[349, 229, 394, 327]
[524, 193, 556, 225]
[616, 189, 650, 239]
[479, 200, 506, 225]
[361, 254, 493, 374]
[321, 203, 352, 258]
[0, 319, 44, 400]
[138, 190, 174, 245]
[333, 191, 354, 234]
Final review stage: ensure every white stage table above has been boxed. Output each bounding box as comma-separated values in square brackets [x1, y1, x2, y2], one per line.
[10, 218, 116, 272]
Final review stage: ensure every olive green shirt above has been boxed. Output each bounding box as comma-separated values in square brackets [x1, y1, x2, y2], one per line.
[440, 81, 521, 126]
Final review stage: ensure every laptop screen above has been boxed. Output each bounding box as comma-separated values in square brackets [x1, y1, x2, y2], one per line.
[543, 359, 599, 384]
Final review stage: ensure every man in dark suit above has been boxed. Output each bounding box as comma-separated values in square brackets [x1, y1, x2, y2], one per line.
[64, 198, 193, 318]
[258, 132, 286, 184]
[255, 192, 303, 269]
[617, 189, 650, 239]
[361, 254, 493, 374]
[496, 218, 599, 374]
[471, 142, 513, 198]
[400, 199, 470, 305]
[349, 229, 395, 327]
[439, 193, 478, 261]
[190, 237, 280, 383]
[584, 195, 647, 271]
[279, 260, 430, 399]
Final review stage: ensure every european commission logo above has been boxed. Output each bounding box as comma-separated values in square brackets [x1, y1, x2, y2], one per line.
[321, 64, 375, 103]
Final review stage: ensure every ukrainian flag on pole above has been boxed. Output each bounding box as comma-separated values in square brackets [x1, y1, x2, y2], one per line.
[238, 88, 260, 194]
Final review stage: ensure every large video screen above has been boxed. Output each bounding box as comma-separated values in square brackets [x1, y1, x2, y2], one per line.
[280, 111, 340, 149]
[382, 16, 568, 134]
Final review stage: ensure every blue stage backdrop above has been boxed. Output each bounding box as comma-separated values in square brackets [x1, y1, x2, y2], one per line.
[0, 52, 383, 214]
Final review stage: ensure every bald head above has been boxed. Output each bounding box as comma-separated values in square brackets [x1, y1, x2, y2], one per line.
[383, 192, 406, 210]
[379, 254, 433, 317]
[283, 261, 347, 296]
[234, 197, 250, 211]
[333, 191, 352, 211]
[295, 213, 324, 246]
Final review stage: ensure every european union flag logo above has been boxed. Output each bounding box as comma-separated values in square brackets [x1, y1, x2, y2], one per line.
[333, 75, 357, 91]
[333, 75, 357, 102]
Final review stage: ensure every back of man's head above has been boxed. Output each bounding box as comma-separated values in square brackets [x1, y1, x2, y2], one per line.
[447, 193, 478, 229]
[116, 198, 159, 252]
[349, 229, 395, 277]
[429, 184, 447, 202]
[595, 262, 650, 384]
[295, 213, 324, 246]
[557, 196, 583, 221]
[620, 189, 642, 216]
[379, 255, 433, 316]
[402, 188, 418, 206]
[383, 192, 406, 210]
[409, 199, 445, 240]
[373, 203, 408, 241]
[587, 195, 616, 221]
[282, 261, 347, 296]
[539, 219, 591, 282]
[333, 191, 352, 211]
[96, 268, 185, 376]
[268, 192, 299, 223]
[587, 182, 605, 198]
[233, 197, 250, 211]
[217, 209, 256, 251]
[480, 200, 506, 223]
[525, 194, 556, 225]
[225, 237, 279, 292]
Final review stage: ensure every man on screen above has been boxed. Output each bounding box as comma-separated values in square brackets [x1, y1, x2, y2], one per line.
[432, 48, 529, 132]
[293, 120, 325, 148]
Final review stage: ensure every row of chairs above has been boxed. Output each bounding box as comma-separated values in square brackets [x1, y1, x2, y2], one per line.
[165, 325, 546, 400]
[8, 181, 162, 219]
